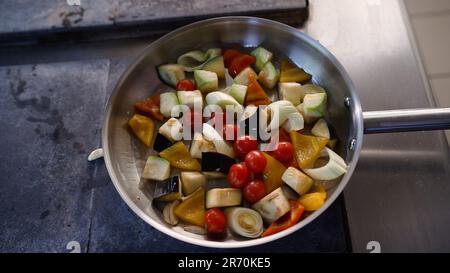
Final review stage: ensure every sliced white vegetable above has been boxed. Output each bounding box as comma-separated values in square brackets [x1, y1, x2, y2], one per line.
[163, 200, 180, 225]
[177, 90, 203, 109]
[177, 48, 221, 72]
[225, 207, 263, 238]
[252, 188, 290, 224]
[229, 84, 247, 105]
[282, 111, 304, 132]
[205, 91, 244, 112]
[251, 46, 273, 72]
[282, 167, 313, 195]
[258, 62, 279, 89]
[142, 156, 171, 181]
[303, 93, 327, 118]
[184, 225, 207, 235]
[206, 188, 242, 208]
[297, 103, 318, 124]
[311, 118, 330, 139]
[303, 147, 347, 180]
[189, 132, 216, 159]
[160, 92, 180, 118]
[278, 82, 302, 106]
[233, 67, 257, 86]
[157, 64, 186, 87]
[88, 148, 104, 161]
[202, 123, 235, 158]
[202, 56, 225, 79]
[159, 117, 183, 141]
[267, 100, 298, 131]
[202, 171, 227, 178]
[181, 171, 206, 195]
[194, 70, 218, 93]
[298, 84, 326, 101]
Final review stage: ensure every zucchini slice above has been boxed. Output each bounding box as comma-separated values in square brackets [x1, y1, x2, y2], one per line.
[252, 188, 290, 224]
[258, 62, 279, 89]
[278, 82, 302, 106]
[157, 64, 186, 87]
[250, 47, 273, 72]
[202, 56, 225, 79]
[233, 67, 257, 86]
[281, 167, 313, 195]
[160, 92, 180, 118]
[194, 70, 218, 93]
[177, 90, 203, 109]
[159, 117, 183, 142]
[181, 171, 206, 195]
[303, 93, 327, 118]
[229, 84, 247, 105]
[206, 188, 242, 208]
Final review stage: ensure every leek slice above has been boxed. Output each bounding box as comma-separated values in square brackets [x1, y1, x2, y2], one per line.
[225, 207, 263, 238]
[177, 48, 221, 72]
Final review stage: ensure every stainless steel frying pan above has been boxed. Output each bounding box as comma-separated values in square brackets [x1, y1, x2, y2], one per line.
[102, 17, 450, 248]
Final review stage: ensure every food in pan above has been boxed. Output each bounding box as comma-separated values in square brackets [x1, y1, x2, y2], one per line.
[127, 45, 347, 240]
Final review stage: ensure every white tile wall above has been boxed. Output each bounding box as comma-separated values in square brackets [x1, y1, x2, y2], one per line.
[404, 0, 450, 145]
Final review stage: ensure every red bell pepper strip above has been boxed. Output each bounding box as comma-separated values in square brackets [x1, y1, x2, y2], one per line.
[261, 200, 305, 237]
[134, 94, 164, 121]
[228, 54, 256, 77]
[223, 49, 242, 68]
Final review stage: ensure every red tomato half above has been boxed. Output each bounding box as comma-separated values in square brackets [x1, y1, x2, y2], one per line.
[233, 135, 258, 159]
[176, 79, 196, 91]
[205, 208, 227, 234]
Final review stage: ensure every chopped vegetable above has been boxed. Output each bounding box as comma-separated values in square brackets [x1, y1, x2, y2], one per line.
[298, 192, 326, 211]
[154, 176, 182, 202]
[290, 131, 328, 169]
[258, 62, 279, 89]
[252, 187, 290, 223]
[227, 163, 250, 189]
[279, 59, 311, 84]
[233, 135, 258, 159]
[270, 142, 294, 163]
[303, 147, 347, 180]
[206, 188, 242, 208]
[282, 111, 304, 132]
[327, 139, 338, 149]
[298, 84, 325, 101]
[181, 171, 206, 195]
[250, 47, 273, 72]
[177, 90, 203, 110]
[244, 150, 267, 173]
[229, 84, 247, 105]
[201, 152, 236, 174]
[278, 82, 302, 106]
[127, 114, 155, 147]
[194, 70, 218, 93]
[174, 187, 205, 226]
[261, 200, 304, 237]
[239, 105, 259, 139]
[296, 103, 317, 124]
[262, 152, 286, 193]
[159, 117, 183, 142]
[163, 200, 180, 225]
[243, 180, 266, 204]
[184, 225, 207, 235]
[157, 64, 186, 87]
[142, 156, 171, 181]
[159, 142, 201, 171]
[245, 73, 271, 106]
[223, 49, 242, 67]
[202, 56, 225, 79]
[153, 133, 173, 152]
[190, 132, 216, 159]
[202, 123, 235, 158]
[160, 92, 180, 118]
[176, 79, 196, 91]
[225, 207, 263, 238]
[311, 118, 330, 139]
[266, 100, 298, 131]
[282, 167, 313, 195]
[205, 208, 227, 234]
[134, 94, 164, 121]
[229, 54, 256, 77]
[303, 93, 327, 118]
[177, 48, 221, 71]
[205, 91, 243, 112]
[233, 67, 257, 86]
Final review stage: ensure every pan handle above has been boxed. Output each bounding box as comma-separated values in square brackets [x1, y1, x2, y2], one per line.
[363, 108, 450, 134]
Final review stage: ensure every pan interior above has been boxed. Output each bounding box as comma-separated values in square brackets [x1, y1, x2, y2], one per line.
[103, 17, 362, 248]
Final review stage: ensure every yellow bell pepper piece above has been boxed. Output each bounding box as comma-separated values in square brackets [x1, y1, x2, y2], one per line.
[298, 192, 325, 211]
[279, 60, 312, 84]
[290, 131, 328, 169]
[174, 187, 205, 226]
[262, 152, 286, 193]
[160, 142, 201, 171]
[127, 114, 155, 147]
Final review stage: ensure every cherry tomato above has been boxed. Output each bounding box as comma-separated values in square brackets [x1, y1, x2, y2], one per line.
[205, 208, 227, 234]
[243, 180, 267, 204]
[223, 49, 242, 68]
[245, 151, 267, 173]
[233, 135, 258, 159]
[227, 163, 250, 188]
[228, 54, 256, 77]
[176, 79, 196, 91]
[272, 142, 294, 163]
[223, 124, 239, 141]
[134, 94, 164, 121]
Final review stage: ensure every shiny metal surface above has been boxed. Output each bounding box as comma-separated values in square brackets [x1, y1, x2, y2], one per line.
[103, 16, 364, 248]
[363, 108, 450, 133]
[301, 0, 450, 252]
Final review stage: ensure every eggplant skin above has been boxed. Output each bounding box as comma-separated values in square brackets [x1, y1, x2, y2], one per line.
[201, 152, 236, 174]
[154, 176, 181, 202]
[153, 133, 173, 152]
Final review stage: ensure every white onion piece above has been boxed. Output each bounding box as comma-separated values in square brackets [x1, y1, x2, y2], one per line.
[88, 148, 104, 161]
[202, 123, 235, 158]
[303, 148, 347, 180]
[225, 207, 263, 238]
